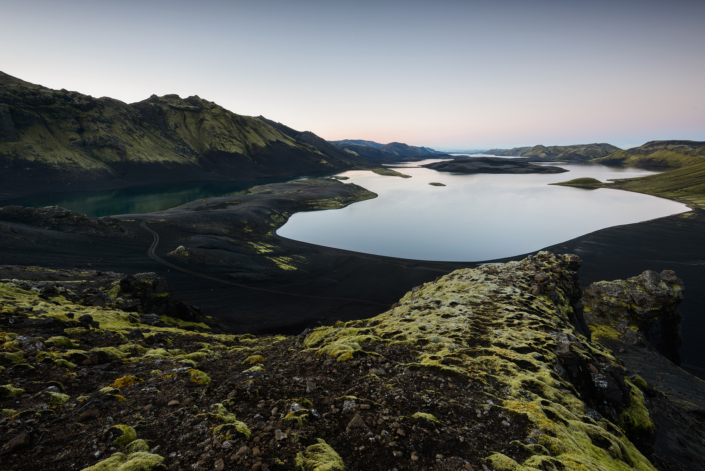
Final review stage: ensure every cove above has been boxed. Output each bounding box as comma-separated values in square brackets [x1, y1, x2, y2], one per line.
[277, 160, 690, 261]
[0, 177, 298, 218]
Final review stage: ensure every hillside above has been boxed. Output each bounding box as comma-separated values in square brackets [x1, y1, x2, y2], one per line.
[592, 140, 705, 169]
[331, 140, 442, 159]
[0, 72, 364, 200]
[2, 252, 701, 470]
[485, 143, 620, 160]
[330, 139, 383, 149]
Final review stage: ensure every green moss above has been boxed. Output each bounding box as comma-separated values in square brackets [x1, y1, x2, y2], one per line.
[186, 369, 211, 386]
[633, 375, 648, 391]
[1, 408, 16, 416]
[65, 327, 90, 337]
[285, 409, 310, 427]
[47, 392, 70, 405]
[411, 412, 440, 424]
[0, 351, 25, 364]
[619, 380, 655, 437]
[107, 424, 137, 447]
[295, 438, 346, 471]
[242, 355, 265, 364]
[79, 451, 164, 471]
[149, 370, 162, 377]
[0, 384, 25, 398]
[125, 439, 150, 454]
[371, 168, 411, 178]
[206, 403, 251, 440]
[45, 336, 76, 348]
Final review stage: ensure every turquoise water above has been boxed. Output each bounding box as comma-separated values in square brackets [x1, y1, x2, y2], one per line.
[0, 178, 295, 217]
[278, 160, 690, 261]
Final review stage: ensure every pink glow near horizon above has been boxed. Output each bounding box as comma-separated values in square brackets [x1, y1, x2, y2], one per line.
[1, 0, 703, 150]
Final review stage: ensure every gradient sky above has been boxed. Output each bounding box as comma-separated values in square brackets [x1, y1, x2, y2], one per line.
[1, 0, 703, 149]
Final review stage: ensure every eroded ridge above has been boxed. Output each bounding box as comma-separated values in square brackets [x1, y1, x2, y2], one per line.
[0, 253, 659, 470]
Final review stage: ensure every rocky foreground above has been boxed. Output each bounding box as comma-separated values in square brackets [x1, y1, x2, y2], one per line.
[1, 252, 704, 470]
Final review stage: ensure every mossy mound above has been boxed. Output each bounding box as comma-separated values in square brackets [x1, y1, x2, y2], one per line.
[550, 177, 605, 188]
[428, 182, 446, 186]
[371, 168, 411, 178]
[79, 451, 165, 471]
[303, 252, 657, 471]
[106, 425, 138, 447]
[295, 439, 345, 471]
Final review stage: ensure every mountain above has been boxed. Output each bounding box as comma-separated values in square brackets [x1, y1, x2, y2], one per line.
[329, 142, 400, 161]
[378, 142, 440, 157]
[331, 140, 443, 158]
[330, 139, 384, 148]
[0, 71, 364, 200]
[592, 140, 705, 169]
[485, 143, 621, 160]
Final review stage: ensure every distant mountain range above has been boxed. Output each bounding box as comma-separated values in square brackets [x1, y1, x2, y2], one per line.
[330, 139, 443, 159]
[485, 143, 621, 160]
[592, 140, 705, 169]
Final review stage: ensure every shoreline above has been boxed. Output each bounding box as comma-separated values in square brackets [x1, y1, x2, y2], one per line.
[1, 179, 704, 378]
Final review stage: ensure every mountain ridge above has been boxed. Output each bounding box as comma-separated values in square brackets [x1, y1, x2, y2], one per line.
[485, 143, 621, 160]
[0, 71, 367, 200]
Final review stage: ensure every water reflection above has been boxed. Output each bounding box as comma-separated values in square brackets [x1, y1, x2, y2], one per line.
[278, 160, 689, 261]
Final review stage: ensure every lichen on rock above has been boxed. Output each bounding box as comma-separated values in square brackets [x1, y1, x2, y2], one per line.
[583, 269, 685, 363]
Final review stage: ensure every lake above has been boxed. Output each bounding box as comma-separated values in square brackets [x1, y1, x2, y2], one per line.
[277, 160, 690, 261]
[0, 178, 297, 218]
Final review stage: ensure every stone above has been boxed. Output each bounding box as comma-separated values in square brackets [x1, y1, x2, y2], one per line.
[347, 414, 368, 431]
[0, 432, 30, 455]
[411, 452, 419, 461]
[306, 380, 316, 393]
[275, 430, 287, 441]
[168, 400, 181, 407]
[235, 445, 251, 457]
[214, 458, 225, 471]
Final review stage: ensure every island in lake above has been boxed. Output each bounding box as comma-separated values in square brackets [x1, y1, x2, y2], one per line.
[422, 156, 568, 174]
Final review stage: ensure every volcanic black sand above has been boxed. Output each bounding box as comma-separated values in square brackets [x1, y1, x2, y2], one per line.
[0, 179, 703, 379]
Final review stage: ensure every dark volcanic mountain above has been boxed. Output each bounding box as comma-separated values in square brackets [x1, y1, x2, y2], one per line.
[329, 142, 400, 161]
[423, 156, 568, 174]
[330, 139, 384, 148]
[331, 139, 442, 159]
[485, 143, 620, 160]
[0, 71, 367, 200]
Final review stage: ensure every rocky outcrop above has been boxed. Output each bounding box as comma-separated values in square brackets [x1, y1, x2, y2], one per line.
[583, 270, 685, 364]
[0, 265, 212, 329]
[1, 253, 701, 470]
[422, 157, 568, 174]
[0, 206, 134, 238]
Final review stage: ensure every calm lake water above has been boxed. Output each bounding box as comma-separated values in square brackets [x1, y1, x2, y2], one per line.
[0, 178, 296, 218]
[278, 160, 690, 261]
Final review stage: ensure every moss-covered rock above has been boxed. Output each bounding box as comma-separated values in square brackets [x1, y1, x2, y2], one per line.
[45, 336, 75, 348]
[295, 439, 345, 471]
[186, 369, 211, 386]
[302, 252, 656, 471]
[46, 392, 70, 405]
[79, 451, 165, 471]
[0, 384, 25, 398]
[105, 425, 137, 447]
[583, 269, 685, 363]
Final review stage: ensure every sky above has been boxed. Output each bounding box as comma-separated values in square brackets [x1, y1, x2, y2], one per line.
[1, 0, 704, 150]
